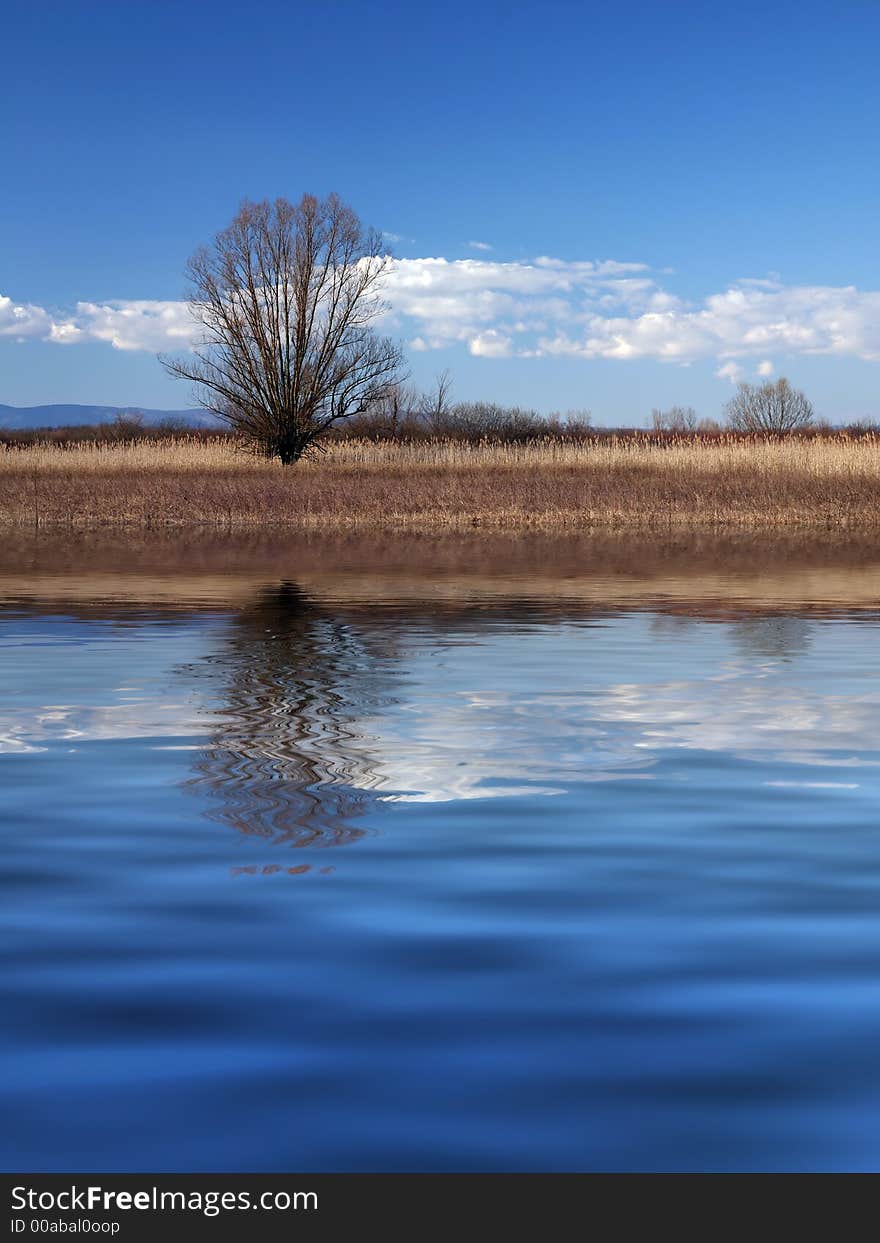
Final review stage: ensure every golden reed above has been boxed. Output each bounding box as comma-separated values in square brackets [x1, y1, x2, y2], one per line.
[2, 434, 880, 530]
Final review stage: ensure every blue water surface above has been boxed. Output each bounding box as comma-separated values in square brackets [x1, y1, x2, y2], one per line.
[3, 568, 880, 1171]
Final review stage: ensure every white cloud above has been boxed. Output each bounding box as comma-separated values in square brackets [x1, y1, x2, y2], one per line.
[0, 294, 54, 340]
[469, 329, 513, 358]
[536, 281, 880, 365]
[0, 294, 196, 352]
[376, 256, 655, 351]
[3, 259, 880, 373]
[70, 300, 198, 351]
[468, 240, 493, 251]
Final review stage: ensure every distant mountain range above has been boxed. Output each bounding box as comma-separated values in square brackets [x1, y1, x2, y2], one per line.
[0, 403, 220, 430]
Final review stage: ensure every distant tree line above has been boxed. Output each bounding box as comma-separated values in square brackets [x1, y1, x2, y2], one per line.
[0, 412, 228, 447]
[4, 373, 877, 450]
[332, 370, 595, 442]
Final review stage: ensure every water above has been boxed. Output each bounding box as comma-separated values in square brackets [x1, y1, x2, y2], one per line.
[4, 532, 880, 1171]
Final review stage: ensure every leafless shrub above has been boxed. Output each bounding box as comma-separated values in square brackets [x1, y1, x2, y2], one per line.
[104, 412, 146, 441]
[418, 369, 454, 426]
[651, 406, 698, 432]
[329, 389, 594, 444]
[725, 378, 814, 432]
[843, 419, 880, 436]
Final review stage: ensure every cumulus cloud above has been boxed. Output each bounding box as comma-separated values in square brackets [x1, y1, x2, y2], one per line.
[0, 294, 196, 351]
[0, 294, 54, 340]
[3, 259, 880, 371]
[377, 255, 656, 357]
[468, 240, 493, 251]
[70, 300, 197, 351]
[715, 361, 743, 384]
[535, 280, 880, 365]
[469, 329, 513, 358]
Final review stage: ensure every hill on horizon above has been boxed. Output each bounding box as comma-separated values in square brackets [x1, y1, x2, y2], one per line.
[0, 403, 219, 430]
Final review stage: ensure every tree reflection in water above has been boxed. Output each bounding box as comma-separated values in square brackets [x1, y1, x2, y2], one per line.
[728, 614, 813, 664]
[186, 583, 823, 856]
[649, 610, 814, 664]
[187, 582, 397, 850]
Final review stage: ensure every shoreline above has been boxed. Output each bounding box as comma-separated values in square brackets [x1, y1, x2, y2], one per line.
[5, 526, 880, 619]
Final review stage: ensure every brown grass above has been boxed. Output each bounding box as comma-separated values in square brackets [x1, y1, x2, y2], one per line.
[2, 434, 880, 530]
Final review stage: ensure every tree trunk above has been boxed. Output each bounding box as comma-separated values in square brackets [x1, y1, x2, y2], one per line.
[278, 432, 305, 465]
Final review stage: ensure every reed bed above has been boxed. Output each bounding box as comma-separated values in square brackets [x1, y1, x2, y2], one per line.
[2, 434, 880, 530]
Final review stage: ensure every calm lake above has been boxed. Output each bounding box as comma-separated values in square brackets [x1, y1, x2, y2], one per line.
[4, 531, 880, 1172]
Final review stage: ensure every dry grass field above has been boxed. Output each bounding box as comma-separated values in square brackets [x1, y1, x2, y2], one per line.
[2, 434, 880, 530]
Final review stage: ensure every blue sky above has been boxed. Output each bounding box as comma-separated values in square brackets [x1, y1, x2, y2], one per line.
[2, 0, 879, 422]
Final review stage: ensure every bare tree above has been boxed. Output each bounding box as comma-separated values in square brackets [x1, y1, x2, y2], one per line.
[418, 369, 454, 428]
[651, 405, 698, 432]
[106, 411, 145, 441]
[162, 194, 404, 464]
[360, 379, 418, 435]
[724, 378, 814, 433]
[430, 401, 545, 440]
